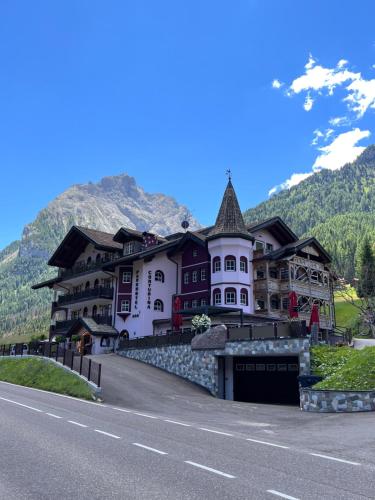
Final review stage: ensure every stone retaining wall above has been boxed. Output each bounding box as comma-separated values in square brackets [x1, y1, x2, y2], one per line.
[300, 387, 375, 412]
[118, 337, 310, 396]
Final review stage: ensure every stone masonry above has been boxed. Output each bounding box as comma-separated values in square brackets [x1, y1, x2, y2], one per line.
[300, 387, 375, 412]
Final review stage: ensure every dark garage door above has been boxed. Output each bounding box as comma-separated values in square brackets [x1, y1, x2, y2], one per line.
[233, 356, 300, 405]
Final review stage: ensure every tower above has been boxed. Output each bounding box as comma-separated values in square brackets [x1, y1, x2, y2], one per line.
[207, 177, 254, 314]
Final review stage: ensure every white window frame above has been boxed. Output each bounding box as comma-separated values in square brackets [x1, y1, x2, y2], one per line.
[214, 292, 221, 305]
[201, 298, 207, 306]
[192, 271, 198, 283]
[192, 299, 198, 308]
[121, 300, 130, 312]
[200, 268, 206, 281]
[124, 241, 134, 255]
[155, 270, 164, 282]
[154, 299, 163, 312]
[122, 271, 132, 284]
[184, 272, 189, 284]
[240, 292, 247, 306]
[240, 260, 246, 272]
[225, 259, 236, 272]
[183, 300, 190, 309]
[225, 291, 236, 304]
[192, 249, 198, 257]
[214, 259, 221, 273]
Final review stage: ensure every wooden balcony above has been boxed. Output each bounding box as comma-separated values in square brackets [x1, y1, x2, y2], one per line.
[57, 287, 114, 306]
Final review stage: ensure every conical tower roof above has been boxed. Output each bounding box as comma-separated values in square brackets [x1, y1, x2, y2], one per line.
[208, 180, 252, 240]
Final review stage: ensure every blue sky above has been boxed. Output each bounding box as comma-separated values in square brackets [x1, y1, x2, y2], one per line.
[0, 0, 374, 249]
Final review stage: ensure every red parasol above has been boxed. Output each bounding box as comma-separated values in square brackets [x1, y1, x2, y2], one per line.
[172, 296, 183, 331]
[309, 303, 320, 331]
[288, 291, 299, 318]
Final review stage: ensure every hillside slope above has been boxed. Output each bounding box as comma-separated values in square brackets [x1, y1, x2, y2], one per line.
[244, 145, 375, 280]
[0, 174, 199, 339]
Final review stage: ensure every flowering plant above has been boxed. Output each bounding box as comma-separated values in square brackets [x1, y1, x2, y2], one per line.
[191, 314, 211, 334]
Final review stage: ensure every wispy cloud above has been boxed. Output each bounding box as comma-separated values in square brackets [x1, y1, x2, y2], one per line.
[269, 172, 312, 196]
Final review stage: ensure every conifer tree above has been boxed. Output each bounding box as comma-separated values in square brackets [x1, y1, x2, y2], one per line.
[357, 238, 375, 298]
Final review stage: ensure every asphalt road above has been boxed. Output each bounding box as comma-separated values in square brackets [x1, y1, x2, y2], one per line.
[0, 355, 374, 500]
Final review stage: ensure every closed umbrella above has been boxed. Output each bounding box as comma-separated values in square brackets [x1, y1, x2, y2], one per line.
[288, 291, 299, 318]
[172, 296, 183, 331]
[309, 303, 320, 331]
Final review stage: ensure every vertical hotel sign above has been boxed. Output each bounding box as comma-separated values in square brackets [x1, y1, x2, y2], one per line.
[147, 270, 152, 309]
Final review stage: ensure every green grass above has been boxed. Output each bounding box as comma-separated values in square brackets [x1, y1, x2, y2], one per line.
[311, 345, 375, 391]
[334, 286, 361, 329]
[0, 357, 93, 399]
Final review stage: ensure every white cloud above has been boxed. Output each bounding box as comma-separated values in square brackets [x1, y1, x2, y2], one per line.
[312, 128, 370, 171]
[344, 78, 375, 117]
[328, 116, 348, 127]
[337, 59, 348, 69]
[269, 172, 312, 196]
[305, 53, 316, 70]
[269, 128, 370, 196]
[272, 79, 283, 89]
[311, 129, 324, 145]
[303, 93, 314, 111]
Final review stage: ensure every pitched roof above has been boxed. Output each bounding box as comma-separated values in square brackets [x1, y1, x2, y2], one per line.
[246, 217, 298, 244]
[67, 317, 118, 337]
[254, 237, 331, 263]
[208, 180, 253, 241]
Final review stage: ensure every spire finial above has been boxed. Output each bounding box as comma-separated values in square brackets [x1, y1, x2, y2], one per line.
[226, 168, 232, 181]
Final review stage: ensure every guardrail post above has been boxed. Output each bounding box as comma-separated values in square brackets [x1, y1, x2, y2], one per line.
[70, 351, 74, 370]
[273, 323, 278, 339]
[249, 325, 253, 340]
[97, 363, 101, 387]
[79, 355, 83, 375]
[55, 344, 59, 361]
[88, 359, 92, 382]
[63, 347, 66, 366]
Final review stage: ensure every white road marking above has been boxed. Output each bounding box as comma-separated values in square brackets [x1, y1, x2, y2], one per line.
[310, 453, 360, 466]
[68, 420, 88, 428]
[267, 490, 300, 500]
[0, 381, 106, 406]
[111, 407, 132, 413]
[164, 419, 191, 427]
[132, 443, 167, 455]
[133, 412, 157, 419]
[94, 429, 121, 439]
[0, 396, 43, 413]
[46, 412, 62, 419]
[185, 461, 235, 479]
[246, 438, 289, 449]
[199, 427, 233, 436]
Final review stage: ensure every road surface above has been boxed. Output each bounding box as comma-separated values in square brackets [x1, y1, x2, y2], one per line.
[0, 354, 374, 499]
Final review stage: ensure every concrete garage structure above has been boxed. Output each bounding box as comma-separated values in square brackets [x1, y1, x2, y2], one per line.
[118, 324, 310, 405]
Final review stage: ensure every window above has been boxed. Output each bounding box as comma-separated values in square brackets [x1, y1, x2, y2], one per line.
[270, 295, 280, 310]
[255, 299, 265, 311]
[240, 257, 248, 273]
[92, 305, 98, 316]
[94, 279, 99, 289]
[192, 249, 198, 257]
[269, 267, 278, 279]
[192, 299, 198, 308]
[192, 270, 198, 283]
[213, 289, 221, 305]
[87, 256, 92, 265]
[256, 269, 265, 280]
[200, 268, 206, 281]
[183, 300, 190, 309]
[85, 281, 90, 290]
[282, 297, 289, 310]
[184, 272, 189, 284]
[213, 257, 221, 273]
[121, 300, 130, 313]
[154, 299, 164, 312]
[83, 307, 88, 317]
[240, 288, 248, 306]
[122, 271, 132, 283]
[96, 253, 101, 263]
[124, 241, 134, 255]
[201, 298, 207, 306]
[255, 241, 264, 251]
[155, 270, 164, 282]
[225, 256, 236, 271]
[225, 287, 236, 304]
[266, 243, 274, 253]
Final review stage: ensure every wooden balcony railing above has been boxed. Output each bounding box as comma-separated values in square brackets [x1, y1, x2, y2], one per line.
[57, 287, 114, 306]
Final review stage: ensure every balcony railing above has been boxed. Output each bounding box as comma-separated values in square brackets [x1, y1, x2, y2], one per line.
[57, 287, 114, 306]
[59, 255, 119, 279]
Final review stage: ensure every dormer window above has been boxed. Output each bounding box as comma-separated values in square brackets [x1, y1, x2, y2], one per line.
[124, 241, 135, 255]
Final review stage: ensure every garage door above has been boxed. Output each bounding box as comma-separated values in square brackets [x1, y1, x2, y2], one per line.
[233, 356, 300, 405]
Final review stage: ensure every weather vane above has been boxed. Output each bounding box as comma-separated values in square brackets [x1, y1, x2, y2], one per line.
[226, 168, 232, 181]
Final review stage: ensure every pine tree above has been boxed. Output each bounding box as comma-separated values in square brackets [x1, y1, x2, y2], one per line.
[357, 238, 375, 298]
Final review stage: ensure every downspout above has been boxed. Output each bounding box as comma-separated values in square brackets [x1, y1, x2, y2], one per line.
[168, 254, 179, 331]
[103, 270, 118, 352]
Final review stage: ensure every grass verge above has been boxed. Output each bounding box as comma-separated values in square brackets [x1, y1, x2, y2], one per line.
[312, 345, 375, 391]
[0, 357, 93, 399]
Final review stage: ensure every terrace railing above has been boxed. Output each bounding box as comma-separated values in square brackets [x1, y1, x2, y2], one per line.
[57, 287, 114, 306]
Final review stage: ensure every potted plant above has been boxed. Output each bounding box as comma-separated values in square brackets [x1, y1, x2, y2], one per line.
[192, 314, 211, 334]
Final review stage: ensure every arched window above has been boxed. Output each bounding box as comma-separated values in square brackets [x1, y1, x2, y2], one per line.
[83, 307, 88, 317]
[240, 288, 248, 306]
[212, 256, 221, 273]
[120, 330, 129, 339]
[96, 253, 101, 263]
[94, 278, 99, 289]
[92, 305, 98, 317]
[85, 281, 90, 290]
[154, 299, 164, 312]
[213, 288, 221, 305]
[155, 270, 164, 282]
[240, 256, 248, 273]
[225, 255, 236, 272]
[87, 256, 92, 265]
[225, 287, 237, 304]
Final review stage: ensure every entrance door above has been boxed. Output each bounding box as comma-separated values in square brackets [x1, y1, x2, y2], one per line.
[233, 356, 300, 405]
